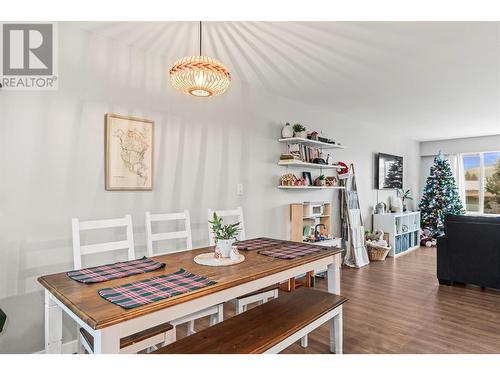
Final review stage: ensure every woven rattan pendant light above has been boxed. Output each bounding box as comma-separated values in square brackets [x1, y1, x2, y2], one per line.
[169, 22, 231, 97]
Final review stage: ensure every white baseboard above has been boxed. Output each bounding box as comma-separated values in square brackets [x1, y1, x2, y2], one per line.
[35, 340, 78, 354]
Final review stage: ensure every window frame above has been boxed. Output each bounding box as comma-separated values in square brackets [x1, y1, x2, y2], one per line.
[461, 150, 500, 216]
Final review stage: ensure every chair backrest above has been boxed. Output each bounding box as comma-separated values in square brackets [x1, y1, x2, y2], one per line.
[145, 210, 193, 256]
[71, 214, 135, 269]
[207, 206, 246, 246]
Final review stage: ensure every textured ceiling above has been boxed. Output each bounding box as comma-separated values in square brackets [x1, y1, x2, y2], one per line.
[75, 22, 500, 141]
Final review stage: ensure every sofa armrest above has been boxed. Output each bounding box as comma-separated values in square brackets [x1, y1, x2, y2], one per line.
[436, 235, 451, 283]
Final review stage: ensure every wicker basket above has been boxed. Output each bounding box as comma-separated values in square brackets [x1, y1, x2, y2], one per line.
[367, 245, 391, 261]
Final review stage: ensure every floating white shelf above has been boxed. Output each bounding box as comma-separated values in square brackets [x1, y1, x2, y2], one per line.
[278, 160, 343, 169]
[277, 186, 345, 190]
[278, 138, 345, 149]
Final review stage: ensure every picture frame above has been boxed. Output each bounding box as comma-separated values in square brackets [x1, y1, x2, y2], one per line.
[377, 152, 403, 189]
[302, 171, 313, 186]
[105, 113, 154, 191]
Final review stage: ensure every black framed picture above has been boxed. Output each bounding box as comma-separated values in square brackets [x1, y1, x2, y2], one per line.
[302, 171, 313, 186]
[377, 153, 403, 189]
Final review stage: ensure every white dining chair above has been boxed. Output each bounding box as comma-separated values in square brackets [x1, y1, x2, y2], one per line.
[71, 214, 175, 354]
[145, 210, 223, 335]
[207, 207, 279, 314]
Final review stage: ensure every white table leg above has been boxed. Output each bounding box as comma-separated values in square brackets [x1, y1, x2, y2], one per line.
[327, 254, 341, 294]
[330, 306, 343, 354]
[300, 335, 308, 348]
[44, 290, 62, 354]
[327, 254, 342, 354]
[93, 326, 121, 354]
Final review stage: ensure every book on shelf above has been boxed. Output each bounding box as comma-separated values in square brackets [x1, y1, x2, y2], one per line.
[287, 143, 328, 163]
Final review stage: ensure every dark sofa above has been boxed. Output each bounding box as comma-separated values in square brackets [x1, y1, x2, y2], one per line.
[437, 214, 500, 289]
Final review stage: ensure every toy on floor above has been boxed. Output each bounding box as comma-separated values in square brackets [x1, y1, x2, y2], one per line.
[365, 229, 389, 248]
[420, 229, 437, 247]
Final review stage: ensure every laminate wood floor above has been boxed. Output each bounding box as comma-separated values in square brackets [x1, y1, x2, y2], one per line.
[176, 247, 500, 354]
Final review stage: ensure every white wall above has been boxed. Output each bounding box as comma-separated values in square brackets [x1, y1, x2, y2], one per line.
[0, 23, 420, 353]
[420, 134, 500, 156]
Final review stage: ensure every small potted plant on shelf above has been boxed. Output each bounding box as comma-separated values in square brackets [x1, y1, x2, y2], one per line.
[397, 188, 413, 212]
[314, 174, 326, 186]
[292, 123, 307, 138]
[209, 212, 241, 258]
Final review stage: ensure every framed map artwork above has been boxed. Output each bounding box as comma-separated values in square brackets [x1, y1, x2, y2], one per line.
[105, 113, 154, 191]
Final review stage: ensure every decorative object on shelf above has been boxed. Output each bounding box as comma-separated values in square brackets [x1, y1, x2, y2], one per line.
[325, 176, 338, 187]
[397, 188, 413, 212]
[208, 212, 241, 258]
[377, 153, 403, 189]
[280, 173, 297, 186]
[390, 195, 403, 213]
[337, 161, 349, 178]
[309, 131, 319, 141]
[402, 224, 408, 233]
[375, 202, 387, 214]
[279, 153, 295, 161]
[318, 136, 334, 144]
[314, 174, 326, 186]
[312, 150, 327, 164]
[169, 22, 231, 97]
[302, 171, 313, 186]
[105, 113, 154, 191]
[281, 122, 293, 138]
[419, 152, 465, 237]
[292, 123, 307, 138]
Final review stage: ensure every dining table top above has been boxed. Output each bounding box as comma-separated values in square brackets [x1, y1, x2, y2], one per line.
[38, 242, 343, 330]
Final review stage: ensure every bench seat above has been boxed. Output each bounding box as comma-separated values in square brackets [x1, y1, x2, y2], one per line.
[80, 322, 174, 354]
[152, 288, 347, 354]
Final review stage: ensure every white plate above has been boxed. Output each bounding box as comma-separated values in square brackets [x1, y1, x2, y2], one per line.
[193, 252, 245, 266]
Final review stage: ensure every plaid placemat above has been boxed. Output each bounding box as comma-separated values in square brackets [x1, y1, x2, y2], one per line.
[258, 242, 323, 260]
[233, 237, 285, 251]
[98, 268, 217, 309]
[67, 257, 165, 284]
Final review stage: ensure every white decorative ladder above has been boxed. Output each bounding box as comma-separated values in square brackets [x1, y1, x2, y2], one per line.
[340, 164, 369, 268]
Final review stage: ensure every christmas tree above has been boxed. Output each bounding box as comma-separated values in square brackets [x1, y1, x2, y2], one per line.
[419, 152, 465, 236]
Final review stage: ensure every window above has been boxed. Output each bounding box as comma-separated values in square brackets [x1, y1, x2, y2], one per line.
[462, 151, 500, 214]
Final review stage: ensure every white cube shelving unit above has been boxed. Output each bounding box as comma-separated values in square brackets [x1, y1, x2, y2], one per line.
[373, 211, 421, 257]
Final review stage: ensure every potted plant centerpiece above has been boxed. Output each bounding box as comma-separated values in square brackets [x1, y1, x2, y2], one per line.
[397, 189, 413, 212]
[292, 123, 308, 138]
[209, 212, 241, 258]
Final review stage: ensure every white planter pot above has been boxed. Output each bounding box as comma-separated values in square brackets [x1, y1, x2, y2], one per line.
[294, 130, 308, 138]
[216, 239, 235, 258]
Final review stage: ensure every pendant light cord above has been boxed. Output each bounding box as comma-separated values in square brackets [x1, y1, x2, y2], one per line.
[199, 21, 202, 56]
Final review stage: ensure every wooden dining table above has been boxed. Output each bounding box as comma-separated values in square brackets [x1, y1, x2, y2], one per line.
[38, 242, 343, 354]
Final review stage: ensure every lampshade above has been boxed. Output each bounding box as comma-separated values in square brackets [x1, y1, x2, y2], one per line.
[169, 55, 231, 97]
